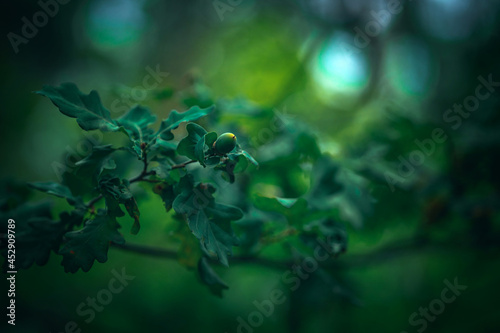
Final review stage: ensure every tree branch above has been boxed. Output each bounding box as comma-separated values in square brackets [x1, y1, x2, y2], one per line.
[110, 236, 497, 271]
[111, 242, 177, 260]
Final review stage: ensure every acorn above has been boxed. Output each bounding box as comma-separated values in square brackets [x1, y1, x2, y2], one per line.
[214, 133, 237, 155]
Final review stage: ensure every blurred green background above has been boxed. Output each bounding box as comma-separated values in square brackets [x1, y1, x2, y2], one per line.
[1, 0, 500, 332]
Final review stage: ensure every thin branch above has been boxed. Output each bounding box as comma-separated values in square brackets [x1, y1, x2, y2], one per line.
[85, 194, 103, 209]
[84, 144, 155, 208]
[169, 153, 220, 170]
[129, 170, 156, 184]
[111, 242, 177, 260]
[170, 159, 197, 170]
[110, 241, 288, 269]
[110, 236, 498, 271]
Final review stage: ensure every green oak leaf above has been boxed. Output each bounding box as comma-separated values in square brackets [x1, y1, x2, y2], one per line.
[155, 105, 215, 141]
[36, 83, 120, 132]
[198, 257, 229, 297]
[28, 182, 83, 207]
[172, 175, 242, 266]
[60, 212, 125, 273]
[116, 105, 157, 141]
[177, 123, 217, 167]
[99, 176, 141, 235]
[181, 80, 214, 109]
[116, 105, 157, 158]
[152, 168, 182, 211]
[199, 132, 217, 167]
[66, 145, 117, 192]
[177, 123, 207, 160]
[148, 138, 177, 159]
[13, 210, 85, 270]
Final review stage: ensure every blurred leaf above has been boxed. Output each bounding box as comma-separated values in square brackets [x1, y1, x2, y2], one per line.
[172, 219, 202, 269]
[307, 155, 343, 207]
[234, 214, 264, 254]
[28, 182, 83, 207]
[254, 195, 308, 226]
[0, 180, 32, 212]
[198, 257, 229, 297]
[181, 79, 214, 109]
[216, 97, 269, 117]
[300, 218, 348, 257]
[153, 87, 174, 100]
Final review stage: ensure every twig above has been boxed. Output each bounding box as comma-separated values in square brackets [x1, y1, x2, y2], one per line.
[85, 144, 155, 208]
[129, 170, 156, 184]
[170, 159, 197, 170]
[111, 242, 177, 260]
[85, 194, 103, 209]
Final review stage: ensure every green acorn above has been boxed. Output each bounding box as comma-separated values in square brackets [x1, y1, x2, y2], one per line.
[214, 132, 237, 155]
